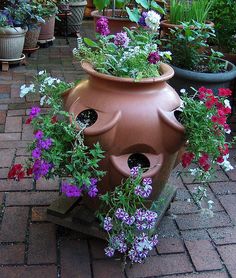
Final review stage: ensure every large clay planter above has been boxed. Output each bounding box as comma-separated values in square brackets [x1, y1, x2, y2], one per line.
[63, 62, 185, 210]
[68, 0, 87, 34]
[38, 15, 55, 41]
[91, 9, 137, 34]
[24, 24, 41, 49]
[169, 59, 236, 94]
[0, 26, 28, 59]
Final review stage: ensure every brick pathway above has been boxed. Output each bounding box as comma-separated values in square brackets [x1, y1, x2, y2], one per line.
[0, 21, 236, 278]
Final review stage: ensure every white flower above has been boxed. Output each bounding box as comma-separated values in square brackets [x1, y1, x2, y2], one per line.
[40, 95, 46, 106]
[145, 11, 161, 32]
[224, 99, 231, 108]
[38, 70, 45, 76]
[20, 84, 35, 98]
[43, 77, 57, 86]
[180, 89, 186, 94]
[208, 200, 214, 210]
[218, 155, 234, 171]
[189, 168, 198, 176]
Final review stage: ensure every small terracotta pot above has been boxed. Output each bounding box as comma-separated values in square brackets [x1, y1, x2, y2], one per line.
[160, 20, 214, 36]
[38, 15, 56, 41]
[24, 24, 41, 49]
[91, 9, 137, 34]
[63, 62, 185, 211]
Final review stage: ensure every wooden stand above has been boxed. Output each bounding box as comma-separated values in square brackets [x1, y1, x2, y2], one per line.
[47, 183, 176, 240]
[23, 46, 40, 57]
[0, 54, 26, 72]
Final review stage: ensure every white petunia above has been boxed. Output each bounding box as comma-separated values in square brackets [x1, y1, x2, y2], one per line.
[224, 99, 231, 108]
[180, 89, 186, 94]
[38, 70, 45, 75]
[20, 84, 35, 98]
[145, 11, 161, 32]
[40, 95, 46, 106]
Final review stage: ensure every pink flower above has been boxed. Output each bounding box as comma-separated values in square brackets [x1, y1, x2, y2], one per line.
[114, 32, 130, 47]
[147, 51, 160, 64]
[218, 88, 232, 97]
[96, 17, 110, 36]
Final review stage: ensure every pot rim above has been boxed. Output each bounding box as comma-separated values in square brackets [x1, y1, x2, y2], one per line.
[171, 59, 236, 82]
[0, 26, 28, 34]
[81, 61, 175, 83]
[160, 19, 214, 29]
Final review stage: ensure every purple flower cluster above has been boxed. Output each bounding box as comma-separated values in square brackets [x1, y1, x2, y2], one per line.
[61, 182, 82, 198]
[148, 51, 160, 64]
[134, 177, 153, 198]
[33, 159, 52, 180]
[96, 17, 110, 36]
[128, 233, 158, 263]
[135, 208, 157, 230]
[87, 178, 98, 197]
[138, 12, 147, 27]
[114, 32, 130, 48]
[103, 216, 113, 232]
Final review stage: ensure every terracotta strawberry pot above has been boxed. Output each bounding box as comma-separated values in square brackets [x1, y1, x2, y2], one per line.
[38, 15, 55, 41]
[24, 24, 41, 49]
[63, 62, 185, 210]
[91, 9, 137, 34]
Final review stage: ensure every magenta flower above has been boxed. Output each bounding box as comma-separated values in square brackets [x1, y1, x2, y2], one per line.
[34, 130, 44, 140]
[114, 32, 130, 47]
[61, 182, 82, 198]
[30, 106, 41, 118]
[96, 17, 110, 36]
[32, 148, 41, 159]
[148, 51, 160, 64]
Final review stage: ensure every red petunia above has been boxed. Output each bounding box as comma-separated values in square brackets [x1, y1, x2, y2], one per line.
[26, 167, 33, 176]
[181, 152, 195, 168]
[25, 116, 33, 124]
[202, 163, 211, 172]
[8, 164, 25, 181]
[198, 153, 209, 167]
[216, 156, 224, 163]
[218, 88, 232, 97]
[51, 116, 58, 124]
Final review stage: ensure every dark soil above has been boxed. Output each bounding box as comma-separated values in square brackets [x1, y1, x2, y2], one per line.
[76, 109, 98, 127]
[128, 153, 150, 172]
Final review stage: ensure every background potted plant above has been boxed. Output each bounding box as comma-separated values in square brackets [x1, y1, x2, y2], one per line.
[0, 0, 28, 60]
[163, 21, 236, 93]
[209, 0, 236, 65]
[160, 0, 214, 35]
[35, 0, 59, 41]
[91, 0, 165, 33]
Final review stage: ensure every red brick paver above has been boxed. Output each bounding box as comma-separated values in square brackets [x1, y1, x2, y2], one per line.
[0, 22, 235, 277]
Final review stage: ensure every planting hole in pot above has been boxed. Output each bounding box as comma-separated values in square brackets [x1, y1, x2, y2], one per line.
[174, 110, 183, 123]
[128, 153, 150, 172]
[76, 109, 98, 127]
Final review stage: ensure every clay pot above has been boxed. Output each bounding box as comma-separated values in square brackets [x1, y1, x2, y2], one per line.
[38, 15, 56, 41]
[84, 0, 95, 17]
[160, 20, 214, 36]
[91, 9, 137, 34]
[24, 24, 41, 49]
[0, 26, 28, 59]
[63, 62, 185, 211]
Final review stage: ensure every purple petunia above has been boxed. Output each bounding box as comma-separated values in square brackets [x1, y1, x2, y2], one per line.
[124, 215, 135, 226]
[34, 130, 44, 140]
[148, 51, 160, 64]
[115, 208, 126, 220]
[39, 138, 53, 150]
[30, 106, 41, 118]
[32, 148, 41, 159]
[130, 166, 139, 178]
[135, 208, 146, 221]
[114, 32, 130, 47]
[103, 216, 113, 231]
[88, 185, 98, 197]
[104, 246, 115, 257]
[61, 182, 82, 198]
[33, 159, 52, 180]
[117, 242, 127, 253]
[142, 184, 152, 198]
[142, 177, 152, 186]
[138, 12, 148, 27]
[96, 17, 110, 36]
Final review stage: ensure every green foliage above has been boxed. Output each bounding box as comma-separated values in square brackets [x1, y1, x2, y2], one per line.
[209, 0, 236, 53]
[164, 21, 226, 72]
[169, 0, 214, 24]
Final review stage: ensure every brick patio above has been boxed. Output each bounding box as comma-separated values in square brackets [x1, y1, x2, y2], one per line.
[0, 21, 236, 278]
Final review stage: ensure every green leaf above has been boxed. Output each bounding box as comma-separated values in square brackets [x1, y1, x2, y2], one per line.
[93, 0, 110, 11]
[151, 0, 165, 14]
[126, 7, 140, 23]
[84, 38, 98, 48]
[136, 0, 149, 9]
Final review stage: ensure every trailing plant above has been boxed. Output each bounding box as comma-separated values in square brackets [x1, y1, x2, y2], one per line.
[169, 0, 214, 25]
[9, 72, 105, 199]
[179, 86, 235, 212]
[164, 21, 226, 72]
[73, 12, 172, 80]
